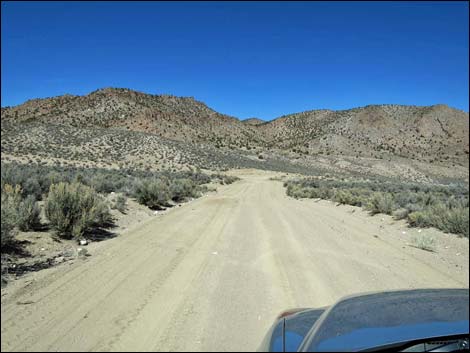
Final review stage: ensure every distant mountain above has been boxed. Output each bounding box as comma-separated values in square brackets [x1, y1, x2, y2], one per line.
[2, 88, 468, 166]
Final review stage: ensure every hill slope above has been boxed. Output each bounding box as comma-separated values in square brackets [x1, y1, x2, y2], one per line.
[2, 88, 468, 168]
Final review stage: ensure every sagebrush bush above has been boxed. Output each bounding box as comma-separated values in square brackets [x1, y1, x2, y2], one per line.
[224, 175, 240, 185]
[45, 182, 112, 239]
[334, 190, 356, 205]
[440, 207, 468, 237]
[213, 174, 239, 185]
[411, 235, 435, 251]
[0, 184, 41, 238]
[133, 179, 170, 208]
[392, 208, 410, 220]
[367, 193, 395, 215]
[1, 185, 20, 247]
[112, 194, 127, 213]
[408, 203, 469, 237]
[407, 211, 429, 228]
[170, 178, 197, 202]
[1, 162, 213, 202]
[89, 174, 119, 194]
[17, 195, 41, 231]
[23, 177, 42, 200]
[93, 200, 114, 227]
[283, 176, 469, 237]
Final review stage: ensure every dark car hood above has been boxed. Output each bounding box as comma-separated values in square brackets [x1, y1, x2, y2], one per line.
[298, 288, 469, 352]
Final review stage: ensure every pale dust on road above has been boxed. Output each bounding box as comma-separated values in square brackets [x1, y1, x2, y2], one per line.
[1, 170, 468, 352]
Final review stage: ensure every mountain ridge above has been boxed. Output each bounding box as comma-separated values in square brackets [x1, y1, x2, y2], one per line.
[2, 87, 468, 166]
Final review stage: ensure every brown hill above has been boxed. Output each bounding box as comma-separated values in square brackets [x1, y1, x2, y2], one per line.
[2, 88, 468, 166]
[264, 104, 469, 166]
[242, 118, 265, 126]
[1, 88, 265, 149]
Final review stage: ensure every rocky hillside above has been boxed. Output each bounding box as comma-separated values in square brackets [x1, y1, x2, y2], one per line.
[242, 118, 265, 126]
[1, 88, 266, 149]
[266, 104, 469, 166]
[2, 88, 468, 166]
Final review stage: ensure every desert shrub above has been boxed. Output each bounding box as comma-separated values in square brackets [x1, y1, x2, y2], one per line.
[446, 195, 469, 209]
[1, 204, 17, 248]
[46, 171, 67, 187]
[89, 174, 118, 194]
[223, 175, 240, 184]
[367, 193, 395, 215]
[407, 211, 429, 228]
[170, 178, 198, 202]
[133, 179, 170, 208]
[0, 184, 41, 234]
[16, 195, 41, 231]
[93, 200, 114, 227]
[315, 186, 334, 199]
[394, 192, 419, 208]
[334, 190, 357, 205]
[408, 203, 469, 237]
[111, 194, 127, 213]
[411, 235, 435, 251]
[1, 185, 21, 247]
[185, 171, 211, 185]
[333, 190, 350, 204]
[284, 176, 468, 237]
[439, 207, 469, 237]
[212, 174, 239, 185]
[287, 184, 313, 198]
[404, 203, 424, 213]
[45, 182, 112, 239]
[392, 208, 410, 220]
[23, 177, 42, 200]
[0, 162, 214, 201]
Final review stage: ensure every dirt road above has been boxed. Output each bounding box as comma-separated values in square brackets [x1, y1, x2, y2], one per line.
[1, 171, 468, 352]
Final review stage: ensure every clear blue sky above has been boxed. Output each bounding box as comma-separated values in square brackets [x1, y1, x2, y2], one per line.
[1, 1, 469, 120]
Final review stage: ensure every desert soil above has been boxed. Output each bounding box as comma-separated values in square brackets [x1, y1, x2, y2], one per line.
[1, 170, 468, 352]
